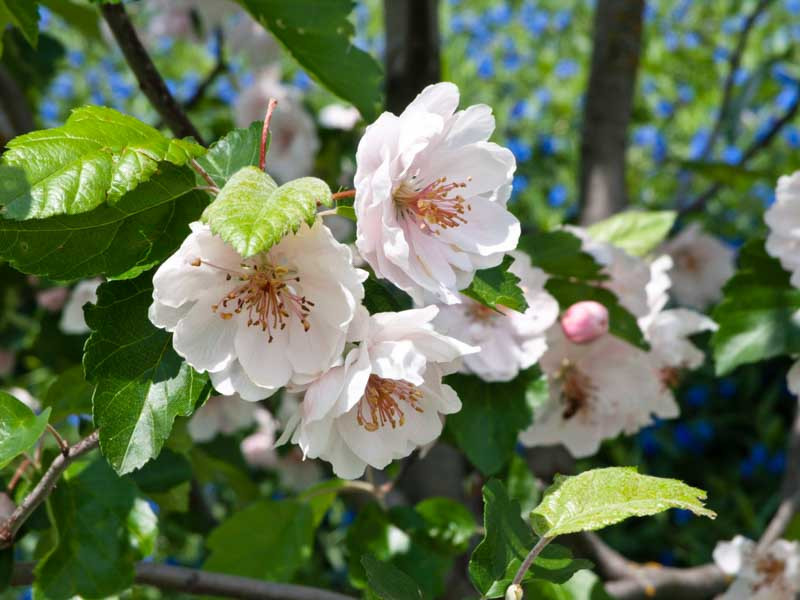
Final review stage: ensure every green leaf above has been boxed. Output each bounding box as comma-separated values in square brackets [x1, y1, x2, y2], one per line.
[236, 0, 383, 120]
[202, 166, 332, 257]
[84, 274, 208, 475]
[0, 106, 204, 220]
[545, 278, 648, 350]
[362, 555, 426, 600]
[0, 548, 11, 593]
[530, 467, 716, 538]
[363, 274, 412, 314]
[130, 448, 192, 493]
[0, 0, 38, 53]
[334, 204, 356, 220]
[0, 391, 50, 469]
[470, 480, 592, 598]
[42, 366, 93, 423]
[298, 479, 352, 527]
[414, 498, 477, 555]
[205, 499, 313, 581]
[446, 371, 536, 476]
[34, 458, 137, 600]
[506, 454, 541, 517]
[191, 447, 258, 505]
[586, 210, 677, 257]
[680, 160, 769, 189]
[39, 0, 101, 41]
[711, 239, 800, 375]
[0, 164, 207, 282]
[194, 122, 262, 188]
[519, 231, 606, 281]
[127, 498, 158, 559]
[462, 255, 529, 312]
[522, 571, 614, 600]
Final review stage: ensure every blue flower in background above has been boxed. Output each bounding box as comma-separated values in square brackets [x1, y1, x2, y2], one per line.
[656, 100, 674, 118]
[450, 13, 466, 34]
[539, 135, 559, 156]
[718, 377, 737, 399]
[520, 7, 549, 36]
[109, 73, 134, 101]
[477, 56, 494, 79]
[641, 78, 657, 95]
[678, 84, 695, 103]
[756, 116, 776, 142]
[658, 550, 677, 567]
[768, 451, 787, 475]
[503, 51, 522, 71]
[536, 88, 552, 105]
[686, 384, 710, 407]
[713, 46, 730, 63]
[633, 125, 659, 146]
[671, 0, 691, 22]
[156, 37, 174, 52]
[67, 50, 84, 68]
[292, 71, 312, 91]
[90, 90, 105, 105]
[776, 86, 799, 111]
[788, 0, 800, 14]
[39, 5, 52, 28]
[553, 10, 572, 31]
[672, 509, 693, 525]
[664, 31, 679, 51]
[216, 78, 238, 103]
[508, 138, 532, 162]
[752, 182, 776, 207]
[512, 175, 529, 199]
[673, 423, 694, 450]
[784, 125, 800, 148]
[772, 63, 798, 86]
[40, 100, 59, 124]
[637, 427, 660, 457]
[548, 184, 568, 207]
[683, 31, 700, 49]
[51, 73, 74, 99]
[722, 15, 744, 34]
[721, 146, 742, 165]
[554, 59, 578, 79]
[693, 420, 714, 442]
[510, 100, 528, 120]
[733, 68, 748, 86]
[486, 4, 512, 26]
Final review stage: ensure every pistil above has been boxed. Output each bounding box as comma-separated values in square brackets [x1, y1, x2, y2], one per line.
[357, 375, 424, 431]
[394, 176, 471, 233]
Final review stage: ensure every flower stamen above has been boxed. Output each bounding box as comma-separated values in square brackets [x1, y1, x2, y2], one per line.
[357, 375, 424, 431]
[394, 176, 471, 234]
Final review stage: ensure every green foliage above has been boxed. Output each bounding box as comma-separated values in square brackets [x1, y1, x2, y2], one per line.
[462, 255, 529, 312]
[362, 555, 426, 600]
[519, 231, 606, 281]
[127, 498, 158, 559]
[235, 0, 383, 120]
[0, 0, 39, 55]
[470, 480, 592, 598]
[202, 166, 332, 257]
[530, 467, 716, 538]
[414, 498, 477, 555]
[34, 458, 137, 600]
[711, 239, 800, 375]
[84, 274, 208, 475]
[363, 274, 412, 314]
[586, 210, 677, 257]
[0, 549, 11, 593]
[522, 571, 614, 600]
[446, 371, 537, 475]
[205, 499, 314, 582]
[42, 365, 93, 423]
[0, 391, 50, 469]
[0, 106, 204, 220]
[39, 0, 102, 41]
[194, 122, 262, 188]
[0, 164, 207, 282]
[130, 448, 193, 493]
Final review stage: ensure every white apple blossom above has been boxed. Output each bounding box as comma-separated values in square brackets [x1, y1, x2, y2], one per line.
[59, 279, 102, 335]
[319, 104, 361, 130]
[714, 536, 800, 600]
[766, 172, 800, 288]
[433, 252, 558, 382]
[234, 70, 319, 183]
[354, 82, 520, 305]
[659, 223, 735, 309]
[149, 220, 366, 401]
[187, 394, 257, 442]
[289, 306, 477, 478]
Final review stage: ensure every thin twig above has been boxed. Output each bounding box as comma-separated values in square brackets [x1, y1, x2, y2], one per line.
[512, 536, 553, 586]
[190, 159, 218, 189]
[259, 98, 279, 171]
[6, 458, 32, 493]
[331, 189, 356, 201]
[0, 431, 99, 549]
[100, 2, 205, 144]
[184, 27, 227, 112]
[46, 424, 69, 455]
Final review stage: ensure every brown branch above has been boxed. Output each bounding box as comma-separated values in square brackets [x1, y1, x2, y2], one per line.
[604, 563, 728, 600]
[184, 27, 227, 112]
[100, 2, 205, 144]
[760, 400, 800, 547]
[0, 431, 99, 549]
[11, 561, 355, 600]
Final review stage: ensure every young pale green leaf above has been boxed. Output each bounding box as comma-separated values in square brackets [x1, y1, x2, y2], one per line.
[0, 106, 204, 220]
[530, 467, 716, 538]
[0, 164, 207, 282]
[462, 255, 529, 312]
[0, 391, 51, 469]
[518, 231, 606, 281]
[194, 121, 262, 187]
[236, 0, 383, 120]
[84, 274, 208, 475]
[446, 372, 537, 475]
[202, 167, 332, 257]
[0, 0, 39, 54]
[711, 239, 800, 375]
[545, 278, 648, 350]
[34, 458, 138, 600]
[362, 555, 426, 600]
[205, 500, 314, 582]
[586, 210, 676, 257]
[334, 204, 356, 220]
[469, 480, 592, 598]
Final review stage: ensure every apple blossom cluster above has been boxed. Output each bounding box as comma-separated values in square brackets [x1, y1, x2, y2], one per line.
[714, 536, 800, 599]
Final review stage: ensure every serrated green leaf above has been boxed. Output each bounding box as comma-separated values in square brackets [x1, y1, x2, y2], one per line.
[711, 239, 800, 375]
[462, 255, 529, 312]
[84, 274, 208, 475]
[42, 365, 93, 423]
[586, 210, 676, 257]
[519, 231, 606, 281]
[202, 167, 331, 257]
[469, 480, 592, 598]
[446, 371, 536, 476]
[0, 0, 39, 52]
[194, 122, 262, 188]
[530, 467, 716, 538]
[545, 278, 648, 350]
[34, 458, 137, 600]
[0, 164, 207, 282]
[0, 106, 204, 220]
[0, 391, 50, 469]
[236, 0, 383, 120]
[205, 499, 314, 582]
[362, 555, 426, 600]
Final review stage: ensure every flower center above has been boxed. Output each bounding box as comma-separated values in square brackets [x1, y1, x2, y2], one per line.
[755, 556, 786, 590]
[193, 258, 313, 342]
[466, 300, 499, 322]
[394, 176, 471, 233]
[357, 375, 424, 432]
[558, 363, 595, 420]
[674, 248, 700, 273]
[659, 366, 681, 389]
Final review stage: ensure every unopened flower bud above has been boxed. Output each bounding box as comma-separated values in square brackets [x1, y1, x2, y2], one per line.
[560, 301, 609, 344]
[505, 583, 523, 600]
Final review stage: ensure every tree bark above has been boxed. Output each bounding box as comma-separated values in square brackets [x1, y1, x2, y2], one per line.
[383, 0, 441, 113]
[579, 0, 645, 225]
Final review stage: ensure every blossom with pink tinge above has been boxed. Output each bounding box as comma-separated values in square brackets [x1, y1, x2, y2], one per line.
[354, 82, 519, 305]
[714, 536, 800, 599]
[149, 220, 366, 401]
[187, 394, 257, 442]
[560, 301, 609, 344]
[36, 287, 69, 312]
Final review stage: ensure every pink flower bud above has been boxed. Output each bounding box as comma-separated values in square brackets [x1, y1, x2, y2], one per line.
[560, 301, 609, 344]
[36, 286, 69, 312]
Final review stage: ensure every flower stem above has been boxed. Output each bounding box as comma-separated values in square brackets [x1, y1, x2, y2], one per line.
[331, 189, 356, 201]
[512, 536, 554, 587]
[259, 98, 279, 171]
[190, 159, 217, 189]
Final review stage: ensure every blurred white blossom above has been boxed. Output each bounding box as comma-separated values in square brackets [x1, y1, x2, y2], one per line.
[714, 536, 800, 599]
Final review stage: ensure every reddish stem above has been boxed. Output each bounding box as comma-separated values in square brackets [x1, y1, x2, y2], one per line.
[259, 98, 279, 171]
[331, 189, 356, 201]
